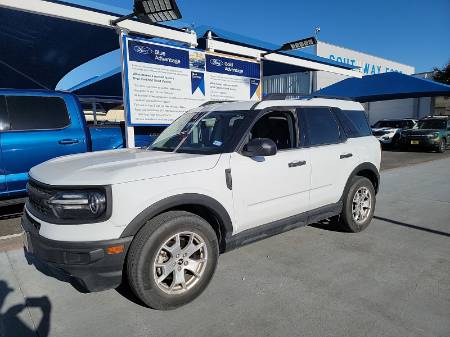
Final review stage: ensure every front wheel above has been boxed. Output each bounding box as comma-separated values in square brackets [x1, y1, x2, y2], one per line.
[126, 211, 219, 310]
[339, 176, 376, 233]
[437, 139, 446, 153]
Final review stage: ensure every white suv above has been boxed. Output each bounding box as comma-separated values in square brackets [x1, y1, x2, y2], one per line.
[22, 97, 381, 310]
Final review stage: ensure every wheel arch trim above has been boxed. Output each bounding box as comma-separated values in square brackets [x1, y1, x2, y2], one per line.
[343, 162, 380, 198]
[120, 193, 233, 240]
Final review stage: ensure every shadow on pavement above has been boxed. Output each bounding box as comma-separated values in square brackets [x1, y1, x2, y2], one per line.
[0, 204, 24, 221]
[374, 216, 450, 237]
[308, 217, 347, 233]
[0, 280, 51, 337]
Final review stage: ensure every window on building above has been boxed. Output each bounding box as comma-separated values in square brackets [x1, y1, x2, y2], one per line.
[335, 109, 372, 137]
[6, 96, 70, 131]
[302, 108, 341, 146]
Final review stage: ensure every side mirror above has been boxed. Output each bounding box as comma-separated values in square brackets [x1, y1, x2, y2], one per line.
[243, 138, 277, 157]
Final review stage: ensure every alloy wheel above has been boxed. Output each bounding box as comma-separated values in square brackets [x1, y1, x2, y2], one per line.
[153, 231, 208, 294]
[351, 186, 372, 224]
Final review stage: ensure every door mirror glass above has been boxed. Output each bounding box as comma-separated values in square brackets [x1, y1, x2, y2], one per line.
[243, 138, 277, 157]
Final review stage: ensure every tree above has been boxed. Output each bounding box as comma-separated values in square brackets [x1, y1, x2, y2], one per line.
[432, 61, 450, 85]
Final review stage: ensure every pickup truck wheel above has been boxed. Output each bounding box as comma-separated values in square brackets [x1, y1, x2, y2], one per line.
[339, 177, 376, 233]
[126, 211, 219, 310]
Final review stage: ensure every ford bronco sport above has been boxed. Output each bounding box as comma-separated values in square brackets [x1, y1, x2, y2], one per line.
[22, 97, 381, 310]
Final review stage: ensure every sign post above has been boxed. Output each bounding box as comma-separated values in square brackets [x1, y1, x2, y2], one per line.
[118, 29, 135, 148]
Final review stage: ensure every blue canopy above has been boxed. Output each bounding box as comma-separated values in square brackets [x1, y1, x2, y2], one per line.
[0, 5, 119, 91]
[314, 72, 450, 102]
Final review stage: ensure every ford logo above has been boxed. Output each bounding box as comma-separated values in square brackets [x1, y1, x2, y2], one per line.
[210, 59, 223, 67]
[134, 45, 152, 55]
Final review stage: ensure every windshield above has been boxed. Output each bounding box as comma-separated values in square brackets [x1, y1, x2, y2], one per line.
[150, 110, 249, 154]
[417, 119, 446, 130]
[373, 120, 408, 129]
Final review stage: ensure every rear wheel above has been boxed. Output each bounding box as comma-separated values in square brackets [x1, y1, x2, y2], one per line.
[126, 211, 219, 310]
[339, 177, 376, 233]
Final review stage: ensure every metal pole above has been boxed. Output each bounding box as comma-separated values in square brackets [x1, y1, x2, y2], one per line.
[118, 29, 135, 148]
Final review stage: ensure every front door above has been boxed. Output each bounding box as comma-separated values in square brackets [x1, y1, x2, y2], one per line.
[230, 110, 311, 233]
[1, 95, 87, 196]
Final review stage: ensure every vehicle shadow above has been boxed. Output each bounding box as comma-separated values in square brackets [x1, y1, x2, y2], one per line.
[309, 217, 347, 232]
[0, 280, 51, 337]
[115, 276, 148, 308]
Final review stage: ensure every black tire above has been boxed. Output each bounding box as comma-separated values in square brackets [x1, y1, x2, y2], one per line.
[339, 176, 376, 233]
[126, 211, 219, 310]
[391, 134, 400, 148]
[437, 139, 446, 153]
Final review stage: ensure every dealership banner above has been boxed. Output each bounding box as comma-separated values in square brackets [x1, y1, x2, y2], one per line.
[123, 36, 261, 126]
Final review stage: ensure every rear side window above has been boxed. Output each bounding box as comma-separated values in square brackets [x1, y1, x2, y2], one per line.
[335, 109, 372, 138]
[6, 96, 70, 131]
[302, 107, 341, 146]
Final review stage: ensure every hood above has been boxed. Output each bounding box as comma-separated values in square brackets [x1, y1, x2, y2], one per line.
[30, 148, 221, 186]
[372, 127, 399, 132]
[402, 129, 440, 136]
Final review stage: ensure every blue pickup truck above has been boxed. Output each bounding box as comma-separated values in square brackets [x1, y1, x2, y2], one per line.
[0, 89, 156, 204]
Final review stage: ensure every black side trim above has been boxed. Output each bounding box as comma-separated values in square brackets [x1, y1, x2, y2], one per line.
[224, 201, 342, 252]
[120, 193, 233, 239]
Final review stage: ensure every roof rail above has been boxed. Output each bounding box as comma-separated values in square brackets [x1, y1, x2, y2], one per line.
[199, 100, 237, 106]
[262, 93, 354, 101]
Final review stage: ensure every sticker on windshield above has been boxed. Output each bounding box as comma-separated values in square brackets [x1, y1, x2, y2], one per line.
[213, 140, 223, 147]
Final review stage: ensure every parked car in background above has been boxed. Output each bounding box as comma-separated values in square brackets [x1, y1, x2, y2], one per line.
[400, 116, 449, 153]
[0, 89, 155, 204]
[371, 118, 417, 147]
[22, 97, 381, 309]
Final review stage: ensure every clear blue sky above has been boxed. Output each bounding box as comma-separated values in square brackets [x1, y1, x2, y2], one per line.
[59, 0, 449, 89]
[85, 0, 449, 71]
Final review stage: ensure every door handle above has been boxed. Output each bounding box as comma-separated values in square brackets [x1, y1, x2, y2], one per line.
[58, 139, 79, 145]
[288, 160, 306, 168]
[340, 153, 353, 159]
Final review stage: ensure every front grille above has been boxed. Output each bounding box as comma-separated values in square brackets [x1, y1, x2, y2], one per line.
[27, 181, 55, 217]
[373, 130, 388, 136]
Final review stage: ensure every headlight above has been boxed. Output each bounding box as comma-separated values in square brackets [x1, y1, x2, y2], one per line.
[47, 190, 107, 220]
[427, 132, 439, 139]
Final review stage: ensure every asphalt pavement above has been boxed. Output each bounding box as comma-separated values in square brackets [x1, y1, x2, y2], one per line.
[0, 156, 449, 337]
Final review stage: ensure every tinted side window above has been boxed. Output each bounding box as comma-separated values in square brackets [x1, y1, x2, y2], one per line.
[6, 96, 70, 131]
[335, 109, 371, 137]
[303, 108, 340, 146]
[250, 111, 296, 150]
[0, 96, 9, 131]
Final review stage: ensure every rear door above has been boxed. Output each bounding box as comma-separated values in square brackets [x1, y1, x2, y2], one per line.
[299, 107, 355, 210]
[1, 94, 87, 196]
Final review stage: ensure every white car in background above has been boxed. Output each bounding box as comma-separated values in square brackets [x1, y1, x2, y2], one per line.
[371, 119, 417, 146]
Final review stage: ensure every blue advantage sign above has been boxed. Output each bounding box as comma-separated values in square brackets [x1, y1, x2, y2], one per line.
[123, 36, 261, 126]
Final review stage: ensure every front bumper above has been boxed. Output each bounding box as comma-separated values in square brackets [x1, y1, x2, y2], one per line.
[376, 136, 394, 144]
[21, 211, 133, 292]
[400, 137, 440, 147]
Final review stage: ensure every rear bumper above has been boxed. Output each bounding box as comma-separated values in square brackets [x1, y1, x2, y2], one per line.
[21, 211, 133, 292]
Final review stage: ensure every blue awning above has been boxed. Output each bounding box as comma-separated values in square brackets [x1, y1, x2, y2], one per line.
[314, 72, 450, 102]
